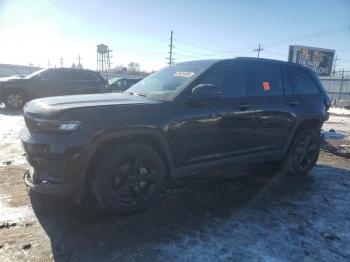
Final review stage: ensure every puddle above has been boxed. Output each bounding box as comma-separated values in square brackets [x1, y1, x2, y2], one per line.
[321, 130, 346, 139]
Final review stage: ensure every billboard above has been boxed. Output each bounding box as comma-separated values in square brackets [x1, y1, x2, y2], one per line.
[288, 45, 335, 76]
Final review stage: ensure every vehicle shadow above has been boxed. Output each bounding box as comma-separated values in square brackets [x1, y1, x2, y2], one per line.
[29, 163, 339, 261]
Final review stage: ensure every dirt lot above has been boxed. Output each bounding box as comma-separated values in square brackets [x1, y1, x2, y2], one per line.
[1, 106, 350, 262]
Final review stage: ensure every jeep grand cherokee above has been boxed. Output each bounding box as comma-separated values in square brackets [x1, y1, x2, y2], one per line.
[20, 58, 330, 214]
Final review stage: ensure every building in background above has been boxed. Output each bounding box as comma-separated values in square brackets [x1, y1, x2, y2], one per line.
[0, 64, 41, 78]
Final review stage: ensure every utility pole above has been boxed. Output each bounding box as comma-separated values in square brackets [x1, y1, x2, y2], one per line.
[337, 69, 345, 104]
[333, 55, 340, 76]
[60, 57, 64, 68]
[77, 55, 82, 68]
[168, 30, 174, 65]
[253, 43, 264, 58]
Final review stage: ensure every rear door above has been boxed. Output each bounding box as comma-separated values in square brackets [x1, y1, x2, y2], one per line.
[78, 71, 105, 94]
[247, 62, 297, 157]
[51, 70, 77, 96]
[287, 65, 324, 117]
[65, 71, 103, 95]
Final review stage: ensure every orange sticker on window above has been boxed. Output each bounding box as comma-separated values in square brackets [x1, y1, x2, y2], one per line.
[262, 81, 270, 91]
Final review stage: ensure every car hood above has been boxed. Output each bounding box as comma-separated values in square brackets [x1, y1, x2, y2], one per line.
[0, 77, 24, 84]
[24, 93, 160, 117]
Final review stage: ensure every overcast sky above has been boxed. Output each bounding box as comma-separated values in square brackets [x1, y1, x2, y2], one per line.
[0, 0, 349, 71]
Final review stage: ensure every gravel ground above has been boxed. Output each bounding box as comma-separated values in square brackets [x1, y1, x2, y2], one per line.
[0, 106, 350, 262]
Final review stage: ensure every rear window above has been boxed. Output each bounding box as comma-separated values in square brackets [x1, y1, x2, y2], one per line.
[251, 63, 283, 96]
[287, 66, 320, 94]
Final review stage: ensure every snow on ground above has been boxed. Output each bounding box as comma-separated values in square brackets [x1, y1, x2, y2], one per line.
[322, 114, 350, 141]
[328, 107, 350, 116]
[149, 164, 350, 261]
[0, 108, 26, 166]
[0, 107, 350, 261]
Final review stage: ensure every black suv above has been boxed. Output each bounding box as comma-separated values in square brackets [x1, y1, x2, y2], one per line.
[0, 68, 108, 109]
[20, 58, 330, 214]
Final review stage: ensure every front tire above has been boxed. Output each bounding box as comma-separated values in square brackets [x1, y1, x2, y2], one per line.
[4, 90, 26, 109]
[92, 144, 166, 214]
[284, 129, 321, 176]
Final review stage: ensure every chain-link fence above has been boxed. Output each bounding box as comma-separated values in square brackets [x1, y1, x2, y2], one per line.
[321, 70, 350, 107]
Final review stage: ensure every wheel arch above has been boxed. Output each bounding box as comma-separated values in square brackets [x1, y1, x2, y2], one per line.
[79, 129, 175, 191]
[285, 117, 322, 154]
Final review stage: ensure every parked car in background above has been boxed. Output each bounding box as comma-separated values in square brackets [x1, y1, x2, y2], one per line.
[0, 68, 108, 109]
[108, 76, 142, 92]
[21, 58, 330, 214]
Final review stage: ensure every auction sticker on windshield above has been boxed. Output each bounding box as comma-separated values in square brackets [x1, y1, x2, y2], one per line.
[174, 72, 195, 77]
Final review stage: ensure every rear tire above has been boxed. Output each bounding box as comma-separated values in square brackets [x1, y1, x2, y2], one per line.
[283, 129, 320, 176]
[4, 90, 26, 109]
[92, 144, 166, 214]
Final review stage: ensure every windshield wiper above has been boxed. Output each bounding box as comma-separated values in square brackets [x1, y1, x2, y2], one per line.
[128, 92, 146, 97]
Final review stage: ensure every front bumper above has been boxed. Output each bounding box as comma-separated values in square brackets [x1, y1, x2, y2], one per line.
[24, 169, 79, 195]
[20, 127, 87, 196]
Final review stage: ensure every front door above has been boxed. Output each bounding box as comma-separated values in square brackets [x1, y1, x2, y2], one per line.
[179, 61, 257, 166]
[28, 69, 58, 99]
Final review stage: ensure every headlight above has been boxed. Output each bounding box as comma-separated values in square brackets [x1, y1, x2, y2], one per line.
[36, 120, 81, 132]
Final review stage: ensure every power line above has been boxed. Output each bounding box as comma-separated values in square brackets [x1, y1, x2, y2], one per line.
[263, 49, 286, 58]
[175, 38, 244, 54]
[264, 26, 349, 48]
[121, 39, 168, 52]
[174, 25, 349, 57]
[174, 46, 222, 57]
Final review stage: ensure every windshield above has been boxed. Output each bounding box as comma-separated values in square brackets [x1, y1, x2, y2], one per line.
[108, 77, 122, 85]
[24, 68, 47, 79]
[126, 60, 216, 101]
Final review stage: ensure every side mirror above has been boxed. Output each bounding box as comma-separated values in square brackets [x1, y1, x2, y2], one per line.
[189, 84, 221, 100]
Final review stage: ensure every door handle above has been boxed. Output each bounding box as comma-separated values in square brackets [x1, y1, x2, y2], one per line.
[252, 116, 261, 124]
[288, 100, 300, 107]
[236, 104, 252, 111]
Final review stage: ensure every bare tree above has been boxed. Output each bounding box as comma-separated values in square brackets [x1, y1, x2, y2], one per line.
[111, 64, 127, 73]
[128, 62, 140, 73]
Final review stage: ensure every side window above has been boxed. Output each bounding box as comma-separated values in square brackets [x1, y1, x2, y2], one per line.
[75, 72, 98, 81]
[251, 63, 283, 96]
[38, 70, 55, 80]
[52, 71, 75, 80]
[199, 62, 247, 98]
[288, 66, 320, 94]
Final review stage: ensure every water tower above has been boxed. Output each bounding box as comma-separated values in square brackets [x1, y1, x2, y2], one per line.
[96, 44, 112, 72]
